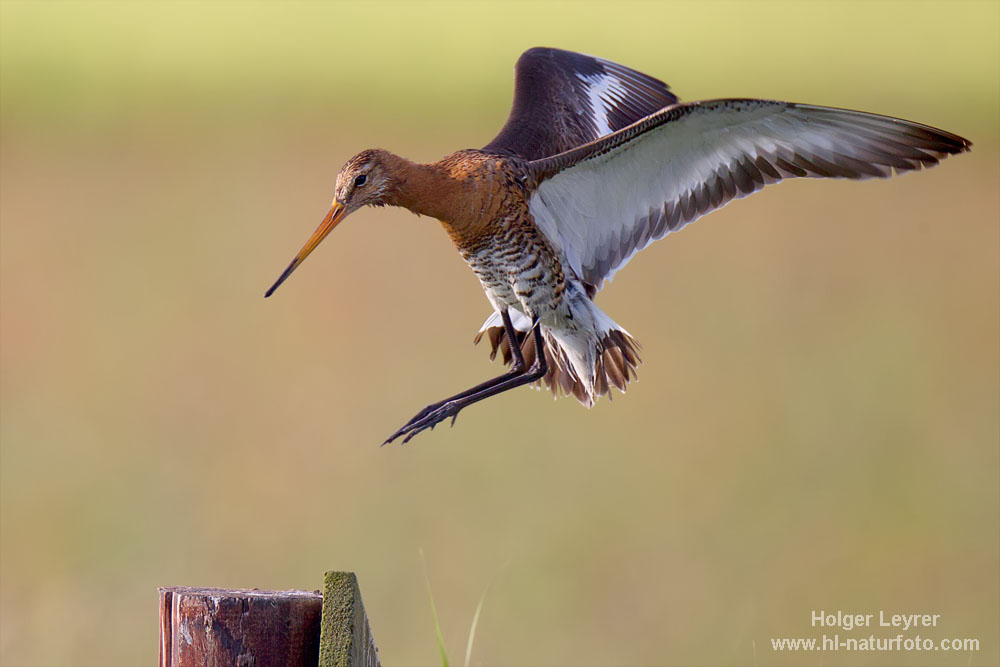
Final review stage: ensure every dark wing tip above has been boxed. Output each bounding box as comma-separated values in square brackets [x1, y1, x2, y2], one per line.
[789, 102, 973, 154]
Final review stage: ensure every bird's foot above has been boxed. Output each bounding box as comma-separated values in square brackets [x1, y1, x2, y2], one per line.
[383, 401, 463, 445]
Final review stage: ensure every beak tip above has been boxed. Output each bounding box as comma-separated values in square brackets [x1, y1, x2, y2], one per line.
[265, 202, 345, 300]
[264, 260, 297, 299]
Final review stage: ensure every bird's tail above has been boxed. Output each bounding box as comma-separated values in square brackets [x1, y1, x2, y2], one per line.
[474, 310, 641, 407]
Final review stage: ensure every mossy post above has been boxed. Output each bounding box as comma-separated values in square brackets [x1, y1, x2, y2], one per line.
[319, 571, 380, 667]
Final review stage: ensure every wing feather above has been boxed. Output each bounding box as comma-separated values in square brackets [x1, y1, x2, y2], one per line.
[528, 99, 971, 289]
[483, 47, 679, 160]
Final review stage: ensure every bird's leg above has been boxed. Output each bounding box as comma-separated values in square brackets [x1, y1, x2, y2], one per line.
[384, 312, 547, 445]
[388, 309, 527, 431]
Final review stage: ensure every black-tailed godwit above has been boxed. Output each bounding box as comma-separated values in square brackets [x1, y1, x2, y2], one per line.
[265, 47, 971, 444]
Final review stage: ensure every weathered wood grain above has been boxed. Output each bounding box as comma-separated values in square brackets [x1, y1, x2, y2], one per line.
[158, 586, 322, 667]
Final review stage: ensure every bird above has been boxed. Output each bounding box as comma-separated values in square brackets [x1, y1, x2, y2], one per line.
[264, 47, 971, 444]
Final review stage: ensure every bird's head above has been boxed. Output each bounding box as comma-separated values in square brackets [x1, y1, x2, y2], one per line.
[265, 149, 396, 298]
[333, 149, 396, 212]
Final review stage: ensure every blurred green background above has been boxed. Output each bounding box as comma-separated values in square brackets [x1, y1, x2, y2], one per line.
[1, 2, 997, 665]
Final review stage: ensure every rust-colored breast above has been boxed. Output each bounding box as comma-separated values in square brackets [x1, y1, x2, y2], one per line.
[391, 149, 567, 317]
[444, 153, 568, 317]
[428, 151, 527, 247]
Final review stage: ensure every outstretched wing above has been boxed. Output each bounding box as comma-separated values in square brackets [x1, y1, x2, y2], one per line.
[527, 99, 971, 290]
[482, 47, 678, 161]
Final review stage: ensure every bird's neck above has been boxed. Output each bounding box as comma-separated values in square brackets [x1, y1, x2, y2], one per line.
[383, 151, 496, 242]
[382, 154, 458, 218]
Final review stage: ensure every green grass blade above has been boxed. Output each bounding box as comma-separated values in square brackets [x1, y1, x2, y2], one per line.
[464, 582, 490, 667]
[419, 548, 449, 667]
[465, 560, 509, 667]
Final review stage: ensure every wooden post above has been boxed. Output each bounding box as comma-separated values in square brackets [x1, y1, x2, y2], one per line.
[319, 572, 380, 667]
[158, 587, 322, 667]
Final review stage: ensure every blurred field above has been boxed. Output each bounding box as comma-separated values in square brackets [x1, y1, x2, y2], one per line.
[1, 2, 997, 666]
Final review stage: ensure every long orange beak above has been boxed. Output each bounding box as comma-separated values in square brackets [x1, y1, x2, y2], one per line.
[265, 201, 346, 297]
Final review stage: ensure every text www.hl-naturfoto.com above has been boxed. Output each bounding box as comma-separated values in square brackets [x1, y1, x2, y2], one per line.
[770, 634, 980, 652]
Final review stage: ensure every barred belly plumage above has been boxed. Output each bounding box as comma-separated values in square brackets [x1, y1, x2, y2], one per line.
[462, 222, 566, 324]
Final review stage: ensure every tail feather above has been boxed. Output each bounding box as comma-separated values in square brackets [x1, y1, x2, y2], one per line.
[603, 347, 627, 391]
[474, 313, 641, 406]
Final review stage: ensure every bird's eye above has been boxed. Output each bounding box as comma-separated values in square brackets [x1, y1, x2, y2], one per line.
[354, 174, 368, 187]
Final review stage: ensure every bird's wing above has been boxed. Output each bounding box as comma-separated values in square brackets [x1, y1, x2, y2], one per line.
[482, 47, 678, 161]
[527, 99, 970, 289]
